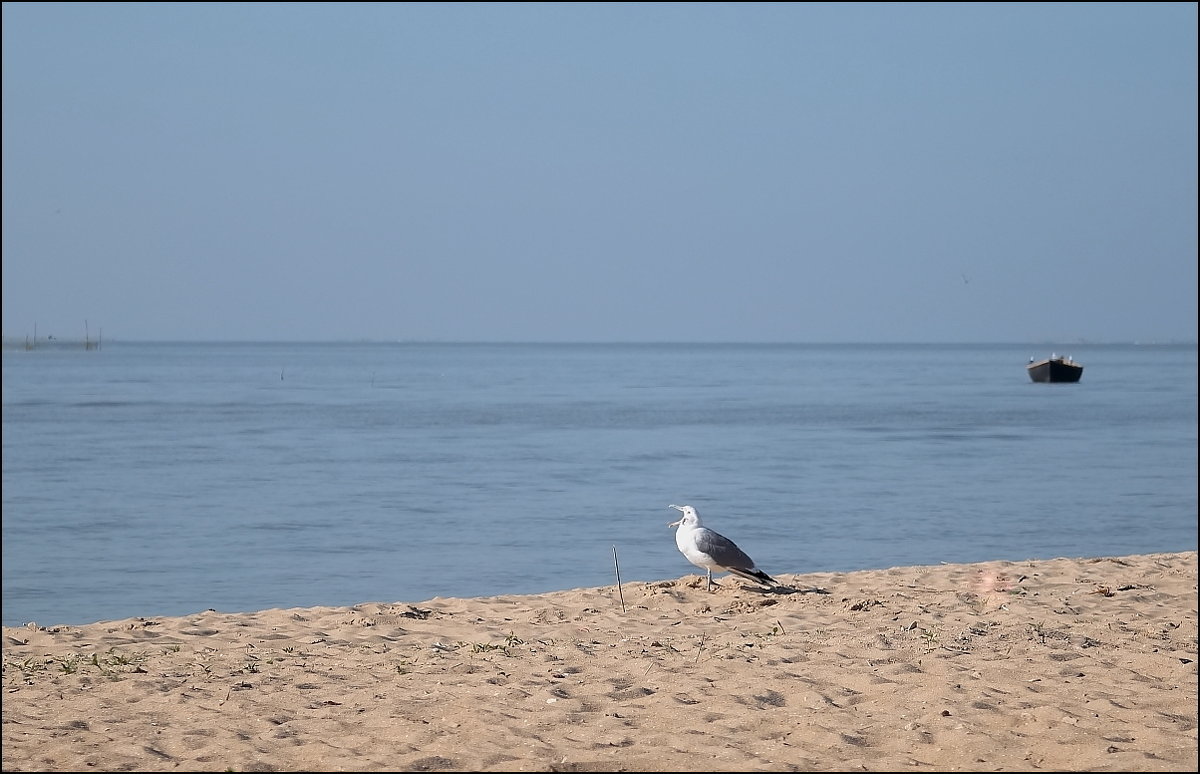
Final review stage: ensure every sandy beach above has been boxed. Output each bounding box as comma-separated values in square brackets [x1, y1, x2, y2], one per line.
[3, 551, 1196, 772]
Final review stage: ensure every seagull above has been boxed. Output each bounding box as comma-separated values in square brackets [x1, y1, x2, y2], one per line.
[668, 504, 777, 592]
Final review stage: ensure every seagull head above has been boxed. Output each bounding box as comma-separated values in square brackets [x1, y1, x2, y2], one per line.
[668, 503, 700, 528]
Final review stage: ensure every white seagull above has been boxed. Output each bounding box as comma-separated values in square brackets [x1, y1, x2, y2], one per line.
[668, 504, 777, 591]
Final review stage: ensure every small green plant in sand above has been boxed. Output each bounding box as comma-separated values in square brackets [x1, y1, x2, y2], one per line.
[3, 656, 50, 679]
[469, 641, 504, 653]
[469, 631, 525, 654]
[91, 649, 149, 679]
[2, 649, 148, 681]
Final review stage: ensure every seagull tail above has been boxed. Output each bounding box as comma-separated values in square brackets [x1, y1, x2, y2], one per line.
[728, 567, 777, 588]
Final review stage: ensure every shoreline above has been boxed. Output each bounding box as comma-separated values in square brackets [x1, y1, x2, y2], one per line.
[3, 551, 1197, 772]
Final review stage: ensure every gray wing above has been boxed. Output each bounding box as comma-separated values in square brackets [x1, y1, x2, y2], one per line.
[694, 527, 756, 570]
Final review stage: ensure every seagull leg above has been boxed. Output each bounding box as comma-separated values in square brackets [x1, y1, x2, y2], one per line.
[706, 569, 712, 592]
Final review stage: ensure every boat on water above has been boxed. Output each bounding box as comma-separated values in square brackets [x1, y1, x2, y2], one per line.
[1027, 354, 1084, 383]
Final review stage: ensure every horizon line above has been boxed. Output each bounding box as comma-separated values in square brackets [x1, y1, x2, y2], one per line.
[4, 336, 1197, 347]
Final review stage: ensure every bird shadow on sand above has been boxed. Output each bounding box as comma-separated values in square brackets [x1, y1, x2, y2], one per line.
[715, 583, 830, 595]
[742, 583, 831, 596]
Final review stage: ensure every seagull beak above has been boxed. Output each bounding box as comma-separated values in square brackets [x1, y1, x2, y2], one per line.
[668, 519, 681, 528]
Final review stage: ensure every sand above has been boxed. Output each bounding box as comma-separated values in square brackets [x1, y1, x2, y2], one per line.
[2, 551, 1196, 772]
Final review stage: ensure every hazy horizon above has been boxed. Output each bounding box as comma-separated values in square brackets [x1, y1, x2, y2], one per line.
[3, 333, 1193, 347]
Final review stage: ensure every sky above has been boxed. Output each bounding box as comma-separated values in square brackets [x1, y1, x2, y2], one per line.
[2, 2, 1196, 344]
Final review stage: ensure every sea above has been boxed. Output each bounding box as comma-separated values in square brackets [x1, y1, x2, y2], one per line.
[2, 341, 1196, 628]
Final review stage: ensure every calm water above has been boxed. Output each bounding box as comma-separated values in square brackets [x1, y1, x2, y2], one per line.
[3, 342, 1196, 627]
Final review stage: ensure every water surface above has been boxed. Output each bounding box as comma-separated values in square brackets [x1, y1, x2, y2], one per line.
[3, 342, 1196, 627]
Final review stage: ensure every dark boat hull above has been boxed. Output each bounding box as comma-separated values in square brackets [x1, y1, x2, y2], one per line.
[1027, 358, 1083, 383]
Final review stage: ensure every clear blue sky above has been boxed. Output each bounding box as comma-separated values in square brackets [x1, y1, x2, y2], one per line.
[3, 2, 1196, 343]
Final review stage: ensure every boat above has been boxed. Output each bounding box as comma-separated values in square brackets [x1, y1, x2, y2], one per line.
[1026, 354, 1083, 383]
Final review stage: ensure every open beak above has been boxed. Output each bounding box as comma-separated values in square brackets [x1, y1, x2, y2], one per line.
[668, 504, 684, 527]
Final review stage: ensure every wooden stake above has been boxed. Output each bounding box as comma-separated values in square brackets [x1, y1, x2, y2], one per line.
[612, 545, 626, 613]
